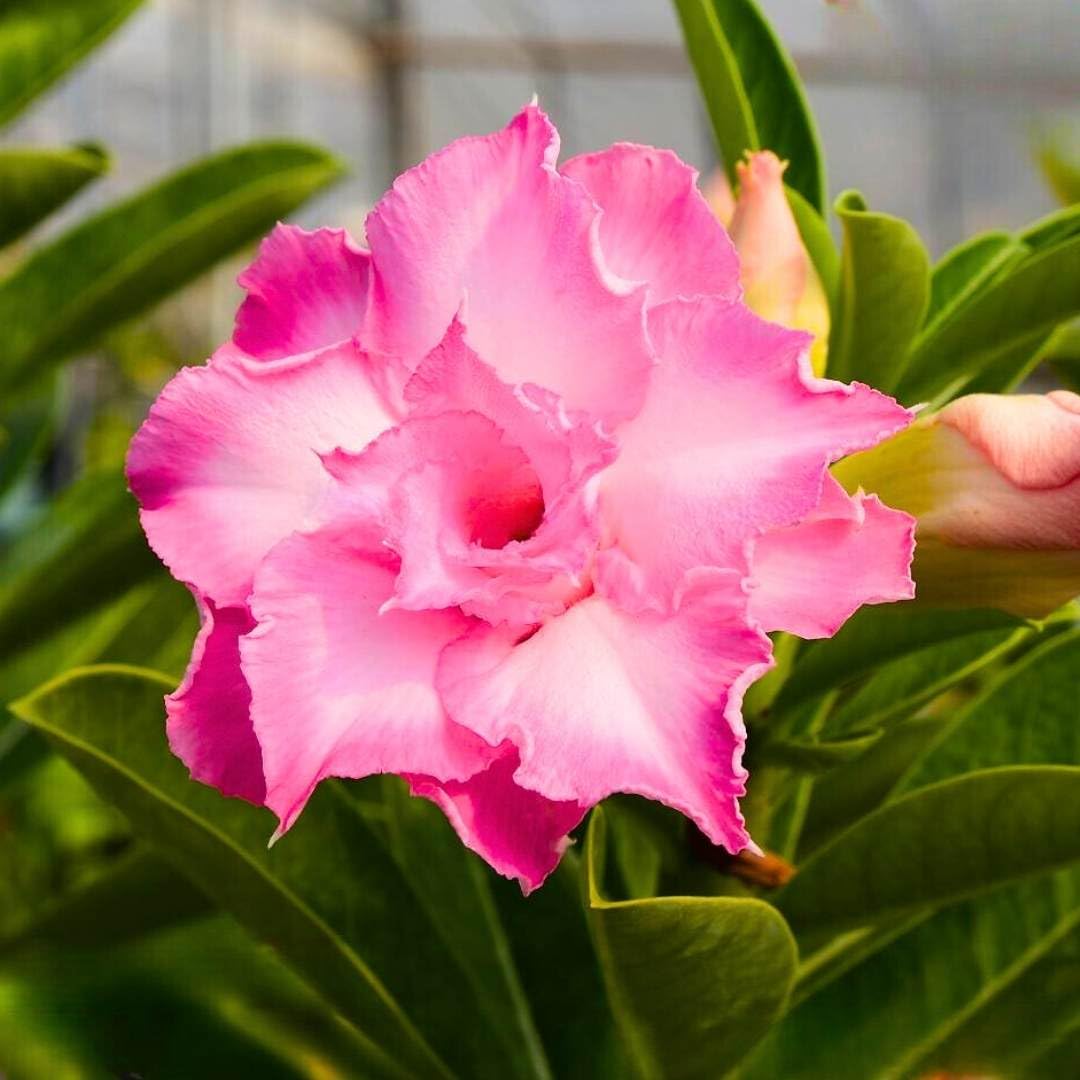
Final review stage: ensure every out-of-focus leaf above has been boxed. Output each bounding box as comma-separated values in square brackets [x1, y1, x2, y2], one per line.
[772, 605, 1021, 718]
[0, 144, 108, 248]
[380, 780, 553, 1080]
[822, 624, 1029, 738]
[0, 916, 390, 1079]
[0, 141, 345, 393]
[796, 716, 947, 862]
[0, 469, 159, 660]
[12, 665, 551, 1080]
[584, 806, 797, 1079]
[492, 858, 622, 1079]
[0, 849, 210, 956]
[0, 0, 144, 128]
[776, 766, 1080, 934]
[827, 190, 929, 389]
[744, 870, 1080, 1080]
[897, 627, 1080, 794]
[1035, 122, 1080, 206]
[0, 387, 56, 506]
[756, 730, 883, 774]
[897, 231, 1080, 403]
[1019, 202, 1080, 250]
[673, 0, 826, 211]
[0, 575, 195, 792]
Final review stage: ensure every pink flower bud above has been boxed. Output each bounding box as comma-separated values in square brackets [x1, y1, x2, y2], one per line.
[726, 152, 830, 375]
[835, 391, 1080, 617]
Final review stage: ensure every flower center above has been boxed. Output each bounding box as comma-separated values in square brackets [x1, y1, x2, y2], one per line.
[464, 465, 545, 549]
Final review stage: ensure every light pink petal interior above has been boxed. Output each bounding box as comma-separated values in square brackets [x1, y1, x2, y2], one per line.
[561, 142, 740, 305]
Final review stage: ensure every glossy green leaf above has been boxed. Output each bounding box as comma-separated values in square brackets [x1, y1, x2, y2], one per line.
[897, 627, 1080, 795]
[0, 144, 108, 249]
[673, 0, 826, 211]
[772, 605, 1020, 718]
[897, 231, 1080, 403]
[776, 766, 1080, 934]
[745, 870, 1080, 1080]
[0, 140, 345, 393]
[584, 807, 797, 1079]
[0, 916, 390, 1079]
[0, 470, 160, 661]
[0, 0, 144, 128]
[1035, 122, 1080, 206]
[826, 190, 929, 389]
[12, 665, 546, 1080]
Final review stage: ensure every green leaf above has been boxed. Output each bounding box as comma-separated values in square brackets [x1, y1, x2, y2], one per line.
[380, 781, 553, 1080]
[796, 717, 944, 862]
[776, 766, 1080, 934]
[772, 605, 1021, 718]
[822, 624, 1029, 738]
[897, 231, 1080, 403]
[12, 664, 545, 1080]
[493, 858, 623, 1079]
[0, 470, 160, 661]
[756, 730, 883, 774]
[785, 185, 840, 303]
[0, 140, 345, 393]
[0, 916, 391, 1079]
[826, 190, 930, 389]
[1019, 202, 1080, 250]
[0, 848, 210, 956]
[673, 0, 826, 212]
[0, 0, 145, 128]
[745, 870, 1080, 1080]
[0, 144, 109, 249]
[584, 807, 797, 1079]
[897, 627, 1080, 795]
[925, 230, 1025, 328]
[0, 384, 57, 505]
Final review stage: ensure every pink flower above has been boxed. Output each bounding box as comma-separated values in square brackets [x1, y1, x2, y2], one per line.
[127, 105, 914, 891]
[835, 391, 1080, 618]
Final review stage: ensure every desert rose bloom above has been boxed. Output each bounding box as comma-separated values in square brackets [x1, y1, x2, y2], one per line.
[706, 152, 830, 375]
[835, 391, 1080, 618]
[127, 105, 915, 891]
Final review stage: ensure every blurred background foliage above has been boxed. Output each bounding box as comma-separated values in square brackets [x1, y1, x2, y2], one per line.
[1, 1, 1079, 1077]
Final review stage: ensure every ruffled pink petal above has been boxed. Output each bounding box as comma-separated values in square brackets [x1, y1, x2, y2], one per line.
[599, 296, 912, 605]
[234, 225, 370, 361]
[407, 749, 586, 894]
[747, 475, 916, 638]
[561, 143, 740, 305]
[437, 553, 773, 852]
[241, 529, 495, 833]
[166, 598, 265, 804]
[364, 103, 652, 424]
[939, 390, 1080, 490]
[127, 342, 395, 607]
[321, 400, 600, 626]
[403, 320, 615, 502]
